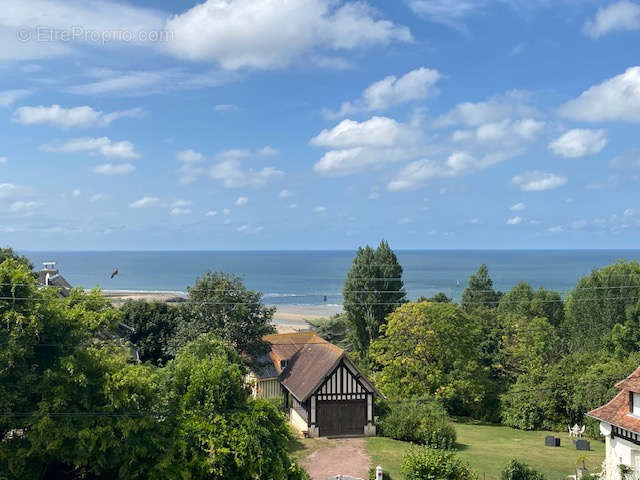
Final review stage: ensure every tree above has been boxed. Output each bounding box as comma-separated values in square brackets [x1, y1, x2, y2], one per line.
[343, 240, 406, 355]
[0, 247, 33, 270]
[563, 261, 640, 352]
[120, 300, 180, 365]
[168, 271, 276, 358]
[461, 264, 501, 312]
[501, 460, 546, 480]
[498, 282, 564, 327]
[401, 446, 477, 480]
[417, 292, 452, 303]
[370, 302, 488, 417]
[307, 314, 353, 351]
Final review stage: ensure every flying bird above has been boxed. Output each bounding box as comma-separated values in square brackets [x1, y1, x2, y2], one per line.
[110, 268, 119, 279]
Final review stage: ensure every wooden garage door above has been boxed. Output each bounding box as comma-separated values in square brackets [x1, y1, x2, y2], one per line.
[317, 400, 366, 437]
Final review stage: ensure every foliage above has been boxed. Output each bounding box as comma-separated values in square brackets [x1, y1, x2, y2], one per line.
[461, 264, 501, 312]
[306, 313, 353, 351]
[401, 446, 478, 480]
[498, 282, 564, 327]
[120, 299, 180, 365]
[500, 460, 546, 480]
[417, 292, 452, 303]
[343, 240, 406, 355]
[168, 271, 276, 358]
[0, 247, 33, 270]
[371, 302, 489, 417]
[563, 261, 640, 353]
[378, 399, 457, 449]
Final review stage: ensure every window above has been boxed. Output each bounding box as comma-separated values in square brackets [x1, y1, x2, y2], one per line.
[634, 393, 640, 417]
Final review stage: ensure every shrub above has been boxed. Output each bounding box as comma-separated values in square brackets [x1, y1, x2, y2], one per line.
[401, 446, 477, 480]
[501, 460, 546, 480]
[379, 400, 457, 449]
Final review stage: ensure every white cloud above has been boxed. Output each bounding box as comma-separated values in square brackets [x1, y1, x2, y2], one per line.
[0, 156, 6, 164]
[90, 193, 105, 202]
[171, 199, 192, 208]
[72, 189, 81, 198]
[507, 216, 522, 225]
[92, 163, 135, 175]
[205, 210, 217, 217]
[368, 191, 381, 200]
[44, 137, 139, 158]
[512, 171, 567, 192]
[289, 203, 297, 208]
[130, 196, 160, 208]
[279, 189, 295, 198]
[558, 67, 640, 122]
[0, 183, 32, 200]
[452, 118, 545, 146]
[223, 208, 231, 215]
[571, 219, 587, 230]
[398, 217, 413, 225]
[170, 207, 192, 216]
[8, 200, 39, 214]
[210, 160, 283, 188]
[258, 146, 278, 157]
[164, 0, 411, 69]
[435, 91, 538, 127]
[235, 196, 248, 206]
[326, 67, 441, 117]
[0, 89, 32, 107]
[406, 0, 482, 29]
[237, 224, 264, 234]
[624, 208, 635, 217]
[13, 105, 144, 128]
[177, 149, 204, 163]
[548, 225, 564, 233]
[314, 205, 327, 214]
[549, 129, 607, 158]
[583, 1, 640, 38]
[214, 104, 239, 112]
[611, 149, 640, 169]
[510, 202, 525, 211]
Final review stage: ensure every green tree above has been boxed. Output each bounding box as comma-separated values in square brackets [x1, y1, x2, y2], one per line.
[370, 302, 488, 417]
[120, 300, 180, 364]
[307, 314, 353, 351]
[461, 264, 501, 312]
[563, 261, 640, 352]
[498, 282, 564, 327]
[168, 271, 276, 358]
[343, 240, 406, 355]
[401, 446, 477, 480]
[0, 247, 33, 270]
[417, 292, 452, 303]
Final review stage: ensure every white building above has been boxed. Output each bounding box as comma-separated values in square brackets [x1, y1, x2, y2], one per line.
[588, 367, 640, 480]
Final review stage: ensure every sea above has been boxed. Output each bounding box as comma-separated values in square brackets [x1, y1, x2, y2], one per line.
[22, 250, 640, 305]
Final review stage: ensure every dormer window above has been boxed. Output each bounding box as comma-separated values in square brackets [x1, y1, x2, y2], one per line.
[631, 392, 640, 417]
[280, 360, 289, 370]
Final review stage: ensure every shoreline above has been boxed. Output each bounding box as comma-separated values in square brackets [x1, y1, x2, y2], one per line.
[102, 290, 343, 332]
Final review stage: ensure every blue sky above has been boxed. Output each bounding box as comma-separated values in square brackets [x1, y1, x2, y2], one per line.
[1, 0, 640, 250]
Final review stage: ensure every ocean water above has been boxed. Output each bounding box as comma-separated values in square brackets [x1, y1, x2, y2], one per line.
[22, 250, 640, 305]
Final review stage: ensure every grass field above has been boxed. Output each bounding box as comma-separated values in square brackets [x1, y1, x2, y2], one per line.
[367, 422, 605, 480]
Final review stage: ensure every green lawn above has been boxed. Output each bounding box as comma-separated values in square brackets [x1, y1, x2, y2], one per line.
[367, 422, 604, 480]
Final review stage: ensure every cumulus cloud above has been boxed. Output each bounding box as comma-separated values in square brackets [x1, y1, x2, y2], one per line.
[164, 0, 411, 69]
[511, 171, 567, 192]
[214, 104, 239, 112]
[90, 193, 106, 202]
[13, 105, 144, 128]
[210, 160, 283, 188]
[0, 156, 7, 164]
[398, 217, 413, 225]
[92, 163, 135, 175]
[0, 183, 32, 200]
[314, 205, 327, 214]
[235, 196, 248, 206]
[177, 149, 204, 163]
[170, 207, 192, 216]
[130, 196, 160, 208]
[548, 225, 564, 233]
[326, 67, 441, 117]
[549, 129, 607, 158]
[279, 189, 294, 198]
[205, 210, 217, 217]
[583, 1, 640, 38]
[451, 118, 545, 146]
[506, 216, 522, 225]
[510, 202, 525, 211]
[8, 201, 39, 214]
[43, 137, 140, 158]
[558, 67, 640, 122]
[0, 89, 32, 107]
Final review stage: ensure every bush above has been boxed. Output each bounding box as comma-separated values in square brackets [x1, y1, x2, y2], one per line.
[501, 460, 546, 480]
[369, 466, 393, 480]
[379, 400, 457, 449]
[401, 446, 477, 480]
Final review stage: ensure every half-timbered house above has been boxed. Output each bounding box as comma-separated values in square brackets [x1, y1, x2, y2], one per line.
[249, 332, 379, 437]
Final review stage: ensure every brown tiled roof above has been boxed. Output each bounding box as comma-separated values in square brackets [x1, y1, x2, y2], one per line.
[588, 366, 640, 433]
[262, 332, 344, 401]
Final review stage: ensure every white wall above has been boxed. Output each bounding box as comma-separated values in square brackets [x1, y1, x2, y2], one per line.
[602, 422, 640, 480]
[290, 407, 309, 433]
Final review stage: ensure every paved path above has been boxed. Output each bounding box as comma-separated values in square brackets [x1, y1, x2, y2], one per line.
[300, 437, 371, 480]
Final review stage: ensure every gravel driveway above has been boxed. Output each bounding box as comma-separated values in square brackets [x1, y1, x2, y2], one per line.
[300, 437, 371, 480]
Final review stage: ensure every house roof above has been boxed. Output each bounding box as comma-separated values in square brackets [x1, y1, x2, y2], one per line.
[588, 366, 640, 433]
[260, 332, 349, 402]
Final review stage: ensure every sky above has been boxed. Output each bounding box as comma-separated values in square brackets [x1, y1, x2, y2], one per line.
[1, 0, 640, 250]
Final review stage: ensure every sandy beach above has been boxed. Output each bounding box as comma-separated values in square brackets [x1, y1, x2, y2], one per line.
[102, 290, 343, 333]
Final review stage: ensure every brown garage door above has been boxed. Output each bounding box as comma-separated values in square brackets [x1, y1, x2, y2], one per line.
[317, 400, 366, 437]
